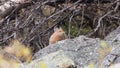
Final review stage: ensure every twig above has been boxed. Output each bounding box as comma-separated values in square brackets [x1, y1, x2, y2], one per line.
[94, 10, 113, 32]
[114, 0, 120, 12]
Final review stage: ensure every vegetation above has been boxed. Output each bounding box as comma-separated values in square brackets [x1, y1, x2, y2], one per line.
[0, 0, 119, 67]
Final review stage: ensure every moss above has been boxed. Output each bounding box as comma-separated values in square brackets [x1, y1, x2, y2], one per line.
[80, 27, 91, 34]
[61, 22, 78, 37]
[61, 22, 92, 37]
[70, 27, 78, 36]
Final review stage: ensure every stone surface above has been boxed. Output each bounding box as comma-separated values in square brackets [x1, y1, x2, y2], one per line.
[105, 26, 120, 48]
[34, 36, 102, 68]
[28, 50, 75, 68]
[102, 26, 120, 68]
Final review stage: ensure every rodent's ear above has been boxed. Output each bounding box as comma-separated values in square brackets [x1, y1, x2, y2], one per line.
[54, 26, 59, 32]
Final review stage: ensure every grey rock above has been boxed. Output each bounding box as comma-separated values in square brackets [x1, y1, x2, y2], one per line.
[105, 26, 120, 48]
[34, 36, 101, 68]
[102, 26, 120, 67]
[28, 50, 76, 68]
[105, 26, 120, 41]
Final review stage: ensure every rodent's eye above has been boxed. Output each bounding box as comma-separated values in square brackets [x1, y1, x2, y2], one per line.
[59, 30, 62, 32]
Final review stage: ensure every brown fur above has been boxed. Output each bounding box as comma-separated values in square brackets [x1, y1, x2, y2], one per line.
[49, 27, 67, 44]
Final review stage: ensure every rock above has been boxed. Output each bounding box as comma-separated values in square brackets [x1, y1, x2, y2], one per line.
[102, 26, 120, 68]
[109, 63, 120, 68]
[34, 36, 102, 68]
[102, 46, 120, 68]
[28, 50, 76, 68]
[105, 26, 120, 41]
[105, 26, 120, 48]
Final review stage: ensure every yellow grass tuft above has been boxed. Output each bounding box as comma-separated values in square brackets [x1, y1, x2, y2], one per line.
[4, 39, 32, 62]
